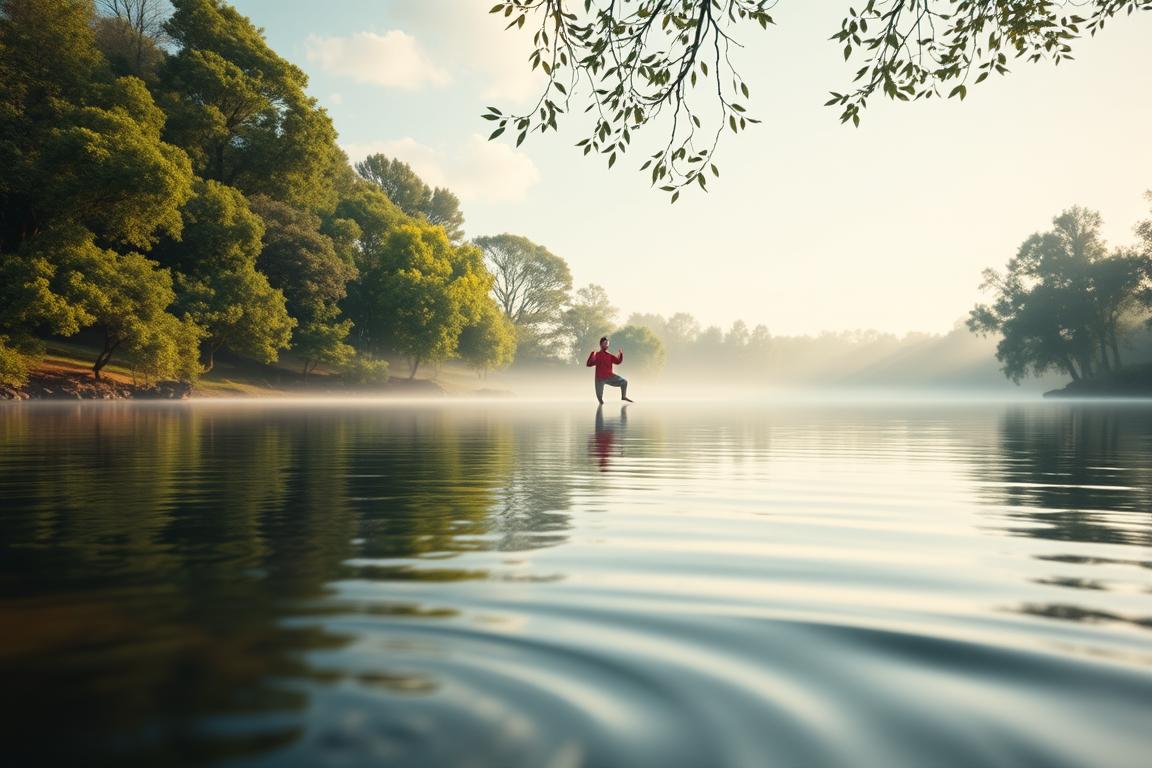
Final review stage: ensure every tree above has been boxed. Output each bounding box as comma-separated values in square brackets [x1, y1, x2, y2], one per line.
[611, 324, 666, 373]
[485, 0, 1152, 197]
[1085, 248, 1148, 370]
[1136, 191, 1152, 318]
[248, 195, 357, 370]
[0, 0, 197, 381]
[475, 233, 572, 329]
[95, 0, 170, 80]
[294, 305, 354, 377]
[427, 187, 466, 242]
[346, 220, 490, 377]
[0, 335, 32, 387]
[7, 226, 200, 380]
[159, 0, 341, 211]
[0, 0, 193, 254]
[457, 299, 518, 376]
[559, 284, 617, 362]
[152, 180, 294, 371]
[968, 206, 1148, 383]
[354, 154, 466, 241]
[665, 312, 701, 348]
[625, 312, 669, 339]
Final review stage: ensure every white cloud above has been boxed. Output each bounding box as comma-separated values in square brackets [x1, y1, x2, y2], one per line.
[329, 93, 343, 105]
[342, 135, 541, 203]
[384, 1, 545, 104]
[304, 31, 450, 90]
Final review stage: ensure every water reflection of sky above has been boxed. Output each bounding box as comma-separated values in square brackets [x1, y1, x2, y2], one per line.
[1, 402, 1150, 766]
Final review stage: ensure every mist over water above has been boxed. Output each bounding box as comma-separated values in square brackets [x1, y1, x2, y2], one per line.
[2, 400, 1151, 767]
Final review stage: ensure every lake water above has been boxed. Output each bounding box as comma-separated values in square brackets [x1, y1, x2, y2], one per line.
[1, 400, 1151, 767]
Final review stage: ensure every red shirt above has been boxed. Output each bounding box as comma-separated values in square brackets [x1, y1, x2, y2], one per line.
[586, 349, 623, 379]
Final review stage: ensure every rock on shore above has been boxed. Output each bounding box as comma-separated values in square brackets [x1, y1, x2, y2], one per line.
[0, 371, 191, 400]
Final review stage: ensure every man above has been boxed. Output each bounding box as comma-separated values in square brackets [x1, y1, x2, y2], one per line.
[586, 336, 633, 404]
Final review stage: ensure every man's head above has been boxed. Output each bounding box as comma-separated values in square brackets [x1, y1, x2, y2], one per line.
[599, 336, 609, 351]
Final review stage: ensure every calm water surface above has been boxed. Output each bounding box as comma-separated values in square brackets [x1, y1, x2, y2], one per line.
[1, 400, 1151, 767]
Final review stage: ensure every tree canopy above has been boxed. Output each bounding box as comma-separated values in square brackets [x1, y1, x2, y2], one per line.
[160, 0, 341, 211]
[559, 283, 618, 362]
[153, 179, 294, 370]
[345, 220, 492, 377]
[968, 206, 1151, 383]
[485, 0, 1152, 198]
[355, 154, 466, 242]
[475, 233, 573, 327]
[611, 324, 666, 372]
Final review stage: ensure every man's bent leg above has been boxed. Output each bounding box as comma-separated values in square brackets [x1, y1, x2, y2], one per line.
[603, 374, 629, 401]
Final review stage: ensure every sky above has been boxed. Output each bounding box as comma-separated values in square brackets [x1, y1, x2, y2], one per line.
[230, 0, 1152, 336]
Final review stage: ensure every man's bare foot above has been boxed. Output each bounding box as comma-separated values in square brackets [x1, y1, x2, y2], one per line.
[622, 396, 634, 402]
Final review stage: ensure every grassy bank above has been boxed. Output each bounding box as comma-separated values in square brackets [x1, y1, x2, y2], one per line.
[8, 338, 512, 399]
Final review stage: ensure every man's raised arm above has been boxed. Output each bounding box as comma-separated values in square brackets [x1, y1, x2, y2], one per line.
[586, 351, 597, 367]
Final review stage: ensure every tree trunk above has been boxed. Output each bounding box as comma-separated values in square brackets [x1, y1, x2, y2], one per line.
[92, 330, 121, 380]
[1110, 330, 1123, 371]
[200, 340, 219, 374]
[1062, 354, 1081, 382]
[1095, 339, 1110, 374]
[408, 357, 420, 379]
[1078, 353, 1094, 380]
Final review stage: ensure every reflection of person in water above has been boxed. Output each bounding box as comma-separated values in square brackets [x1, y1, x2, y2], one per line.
[591, 404, 628, 470]
[586, 336, 633, 404]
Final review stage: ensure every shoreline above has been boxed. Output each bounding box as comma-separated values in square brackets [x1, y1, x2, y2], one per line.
[0, 367, 463, 401]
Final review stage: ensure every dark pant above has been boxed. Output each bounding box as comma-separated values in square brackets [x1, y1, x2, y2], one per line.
[595, 374, 627, 402]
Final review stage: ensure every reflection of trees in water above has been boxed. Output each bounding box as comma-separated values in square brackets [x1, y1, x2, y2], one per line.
[0, 405, 194, 590]
[970, 406, 1152, 634]
[0, 406, 353, 763]
[979, 407, 1152, 547]
[0, 405, 586, 763]
[487, 417, 573, 550]
[345, 410, 573, 559]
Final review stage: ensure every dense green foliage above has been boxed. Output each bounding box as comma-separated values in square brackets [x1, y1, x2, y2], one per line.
[969, 205, 1152, 383]
[457, 300, 518, 375]
[356, 154, 466, 242]
[609, 325, 666, 373]
[0, 0, 520, 386]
